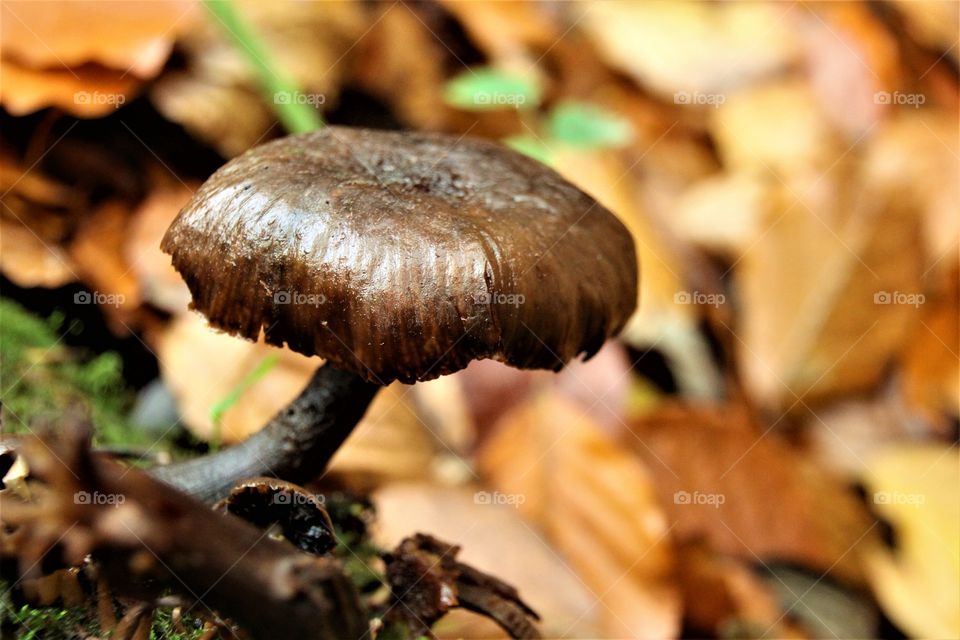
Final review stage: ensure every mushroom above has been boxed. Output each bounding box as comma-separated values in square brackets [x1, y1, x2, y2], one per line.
[214, 477, 337, 556]
[152, 126, 637, 501]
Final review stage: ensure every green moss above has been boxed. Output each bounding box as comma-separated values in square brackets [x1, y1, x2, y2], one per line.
[0, 580, 212, 639]
[0, 579, 97, 640]
[0, 298, 152, 448]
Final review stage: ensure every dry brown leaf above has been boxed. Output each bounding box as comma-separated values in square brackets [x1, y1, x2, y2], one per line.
[373, 483, 602, 639]
[579, 1, 798, 99]
[735, 160, 925, 408]
[152, 0, 365, 156]
[454, 342, 636, 446]
[157, 313, 436, 485]
[1, 0, 195, 77]
[627, 404, 876, 584]
[0, 152, 78, 286]
[675, 541, 793, 637]
[860, 444, 960, 639]
[327, 384, 438, 489]
[0, 59, 139, 117]
[68, 201, 141, 329]
[672, 169, 769, 255]
[0, 218, 75, 288]
[0, 151, 75, 210]
[151, 76, 275, 159]
[711, 79, 838, 172]
[889, 0, 960, 58]
[125, 180, 196, 313]
[351, 3, 450, 132]
[865, 111, 959, 274]
[898, 268, 960, 429]
[157, 311, 319, 443]
[477, 392, 680, 639]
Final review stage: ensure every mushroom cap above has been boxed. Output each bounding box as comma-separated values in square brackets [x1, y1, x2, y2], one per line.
[162, 127, 638, 383]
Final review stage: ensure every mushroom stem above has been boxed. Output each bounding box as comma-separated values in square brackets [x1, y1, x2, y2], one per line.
[150, 364, 380, 502]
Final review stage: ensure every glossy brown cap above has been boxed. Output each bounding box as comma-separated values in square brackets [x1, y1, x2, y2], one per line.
[162, 126, 638, 383]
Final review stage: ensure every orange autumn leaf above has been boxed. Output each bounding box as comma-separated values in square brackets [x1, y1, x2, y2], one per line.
[627, 404, 876, 584]
[478, 392, 680, 639]
[0, 0, 195, 78]
[0, 59, 138, 117]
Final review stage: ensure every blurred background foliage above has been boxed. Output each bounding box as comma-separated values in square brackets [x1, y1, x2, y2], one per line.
[0, 1, 957, 638]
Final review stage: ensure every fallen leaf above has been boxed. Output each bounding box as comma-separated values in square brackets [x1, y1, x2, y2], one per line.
[151, 76, 275, 158]
[671, 169, 768, 255]
[898, 269, 960, 429]
[157, 313, 436, 486]
[327, 384, 439, 489]
[675, 541, 790, 637]
[734, 153, 926, 408]
[710, 79, 838, 172]
[351, 3, 450, 132]
[0, 0, 195, 77]
[438, 0, 558, 62]
[0, 218, 75, 288]
[0, 58, 138, 117]
[69, 201, 141, 330]
[373, 483, 603, 639]
[803, 396, 932, 478]
[627, 404, 876, 584]
[865, 111, 959, 276]
[888, 0, 960, 58]
[157, 311, 319, 443]
[860, 444, 960, 639]
[125, 179, 196, 313]
[478, 391, 680, 639]
[579, 1, 798, 98]
[152, 0, 365, 156]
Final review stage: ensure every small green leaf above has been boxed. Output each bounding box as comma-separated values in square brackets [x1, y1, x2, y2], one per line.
[444, 67, 540, 111]
[504, 134, 553, 166]
[546, 100, 633, 149]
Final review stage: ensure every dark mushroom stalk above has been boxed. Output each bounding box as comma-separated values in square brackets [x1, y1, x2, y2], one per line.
[151, 365, 377, 502]
[153, 126, 638, 502]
